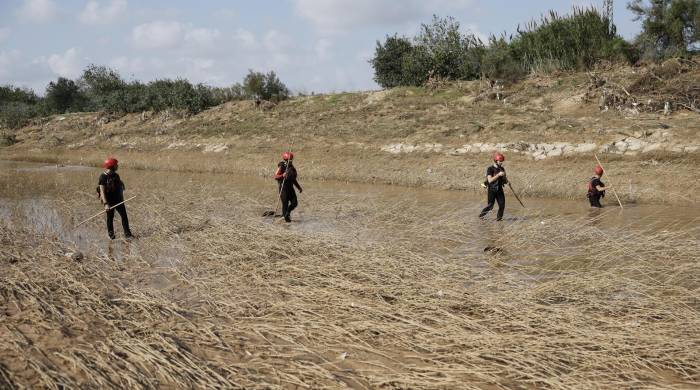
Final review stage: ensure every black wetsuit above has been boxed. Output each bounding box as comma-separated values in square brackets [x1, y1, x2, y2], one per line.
[275, 162, 302, 222]
[587, 176, 605, 208]
[479, 165, 507, 221]
[98, 171, 132, 238]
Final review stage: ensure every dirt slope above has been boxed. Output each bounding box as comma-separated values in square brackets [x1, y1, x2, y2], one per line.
[2, 59, 699, 204]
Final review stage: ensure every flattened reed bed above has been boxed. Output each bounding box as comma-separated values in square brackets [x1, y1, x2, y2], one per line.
[0, 187, 698, 389]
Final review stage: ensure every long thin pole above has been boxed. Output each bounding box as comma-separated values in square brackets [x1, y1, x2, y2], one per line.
[507, 182, 526, 208]
[594, 153, 623, 209]
[75, 195, 137, 227]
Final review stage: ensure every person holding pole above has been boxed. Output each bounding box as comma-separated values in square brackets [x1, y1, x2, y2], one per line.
[587, 165, 608, 208]
[98, 157, 133, 239]
[274, 152, 303, 222]
[479, 152, 507, 221]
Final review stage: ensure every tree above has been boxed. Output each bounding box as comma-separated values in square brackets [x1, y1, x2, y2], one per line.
[81, 64, 126, 96]
[79, 65, 127, 111]
[0, 85, 43, 128]
[480, 35, 526, 80]
[262, 71, 290, 101]
[415, 15, 484, 80]
[371, 35, 416, 88]
[45, 78, 87, 113]
[0, 85, 39, 105]
[242, 70, 289, 101]
[628, 0, 700, 57]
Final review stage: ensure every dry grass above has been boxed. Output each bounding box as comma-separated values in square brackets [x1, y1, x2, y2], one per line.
[1, 169, 698, 388]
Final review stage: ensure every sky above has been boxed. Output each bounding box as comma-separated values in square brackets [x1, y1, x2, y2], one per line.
[0, 0, 642, 94]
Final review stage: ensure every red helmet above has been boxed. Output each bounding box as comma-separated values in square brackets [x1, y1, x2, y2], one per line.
[281, 151, 294, 160]
[103, 157, 118, 169]
[594, 165, 604, 176]
[493, 152, 505, 162]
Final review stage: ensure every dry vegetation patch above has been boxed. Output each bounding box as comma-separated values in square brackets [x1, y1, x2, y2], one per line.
[1, 180, 698, 388]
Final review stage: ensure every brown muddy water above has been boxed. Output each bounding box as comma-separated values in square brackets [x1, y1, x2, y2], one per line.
[1, 159, 697, 267]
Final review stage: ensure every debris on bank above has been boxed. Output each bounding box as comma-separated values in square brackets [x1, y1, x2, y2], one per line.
[381, 137, 699, 160]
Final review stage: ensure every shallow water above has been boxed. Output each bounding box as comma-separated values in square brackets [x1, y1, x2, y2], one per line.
[1, 159, 697, 266]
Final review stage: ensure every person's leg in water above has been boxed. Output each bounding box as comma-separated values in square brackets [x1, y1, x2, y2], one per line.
[287, 190, 298, 217]
[589, 194, 603, 208]
[106, 207, 116, 239]
[114, 204, 133, 237]
[495, 189, 505, 221]
[281, 188, 292, 222]
[479, 189, 497, 219]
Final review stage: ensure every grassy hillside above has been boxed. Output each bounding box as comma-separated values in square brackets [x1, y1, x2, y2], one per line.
[2, 59, 699, 204]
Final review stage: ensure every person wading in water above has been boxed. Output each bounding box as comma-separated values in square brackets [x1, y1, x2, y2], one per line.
[98, 157, 133, 239]
[479, 152, 508, 221]
[587, 165, 607, 208]
[274, 152, 303, 222]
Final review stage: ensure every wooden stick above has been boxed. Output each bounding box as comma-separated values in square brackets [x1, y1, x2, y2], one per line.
[75, 195, 137, 227]
[594, 153, 623, 209]
[507, 182, 526, 208]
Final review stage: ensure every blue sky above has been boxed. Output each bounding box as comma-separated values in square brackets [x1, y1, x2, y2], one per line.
[0, 0, 642, 94]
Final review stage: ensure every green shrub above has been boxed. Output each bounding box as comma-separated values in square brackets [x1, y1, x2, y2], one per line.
[480, 35, 527, 81]
[0, 85, 39, 105]
[510, 8, 634, 73]
[45, 77, 89, 113]
[371, 16, 484, 87]
[241, 70, 290, 102]
[371, 35, 415, 88]
[0, 102, 42, 129]
[372, 8, 638, 86]
[415, 15, 484, 80]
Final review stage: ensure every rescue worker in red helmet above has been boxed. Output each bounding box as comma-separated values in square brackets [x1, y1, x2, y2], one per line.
[97, 157, 133, 239]
[479, 152, 508, 221]
[587, 165, 607, 208]
[274, 152, 303, 222]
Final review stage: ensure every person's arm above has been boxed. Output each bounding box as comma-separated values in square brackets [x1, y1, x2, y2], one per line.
[294, 179, 303, 193]
[487, 170, 505, 183]
[596, 184, 607, 192]
[99, 185, 109, 209]
[274, 164, 285, 180]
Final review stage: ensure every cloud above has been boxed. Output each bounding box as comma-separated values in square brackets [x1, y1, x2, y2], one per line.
[314, 39, 332, 61]
[17, 0, 58, 23]
[46, 48, 83, 78]
[234, 28, 256, 48]
[293, 0, 475, 32]
[262, 30, 294, 66]
[177, 57, 225, 84]
[0, 50, 21, 78]
[264, 30, 293, 52]
[184, 27, 221, 49]
[79, 0, 127, 25]
[109, 56, 145, 76]
[132, 21, 183, 50]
